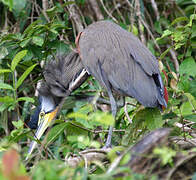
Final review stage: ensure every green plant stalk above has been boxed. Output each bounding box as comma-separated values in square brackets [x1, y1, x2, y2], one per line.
[12, 70, 20, 121]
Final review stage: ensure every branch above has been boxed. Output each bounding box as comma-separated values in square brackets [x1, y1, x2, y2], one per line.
[87, 0, 104, 20]
[65, 149, 110, 168]
[64, 128, 171, 170]
[67, 0, 84, 33]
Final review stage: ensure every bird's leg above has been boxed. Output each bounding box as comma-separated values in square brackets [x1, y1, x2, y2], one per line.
[117, 96, 125, 108]
[97, 60, 117, 148]
[105, 126, 113, 148]
[104, 91, 117, 148]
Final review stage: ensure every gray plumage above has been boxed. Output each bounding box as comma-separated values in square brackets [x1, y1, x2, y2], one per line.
[39, 51, 88, 104]
[79, 21, 166, 108]
[28, 51, 88, 129]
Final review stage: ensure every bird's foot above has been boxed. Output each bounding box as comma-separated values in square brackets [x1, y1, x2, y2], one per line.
[102, 142, 112, 149]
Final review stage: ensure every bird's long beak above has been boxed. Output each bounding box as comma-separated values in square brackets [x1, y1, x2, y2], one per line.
[26, 107, 58, 160]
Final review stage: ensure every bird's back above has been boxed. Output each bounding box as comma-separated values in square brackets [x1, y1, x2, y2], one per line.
[79, 21, 167, 108]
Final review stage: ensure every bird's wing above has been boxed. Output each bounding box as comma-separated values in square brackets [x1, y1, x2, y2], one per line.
[79, 21, 164, 107]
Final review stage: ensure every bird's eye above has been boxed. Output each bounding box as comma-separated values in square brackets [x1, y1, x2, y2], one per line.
[40, 111, 45, 117]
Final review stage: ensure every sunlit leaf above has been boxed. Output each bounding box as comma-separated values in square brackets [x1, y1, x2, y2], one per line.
[156, 30, 172, 41]
[0, 96, 14, 103]
[12, 120, 24, 129]
[32, 36, 44, 46]
[133, 108, 163, 130]
[46, 123, 67, 146]
[0, 69, 11, 74]
[179, 57, 196, 76]
[159, 46, 172, 60]
[17, 97, 34, 103]
[181, 101, 193, 116]
[11, 50, 27, 71]
[154, 147, 176, 165]
[20, 38, 31, 48]
[16, 64, 37, 89]
[0, 83, 14, 91]
[89, 111, 114, 126]
[0, 46, 8, 59]
[184, 93, 196, 109]
[171, 17, 188, 26]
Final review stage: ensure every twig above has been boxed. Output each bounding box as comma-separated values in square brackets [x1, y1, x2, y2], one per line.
[139, 17, 161, 52]
[100, 0, 118, 23]
[111, 0, 126, 23]
[88, 0, 104, 20]
[167, 45, 179, 74]
[69, 121, 125, 134]
[150, 0, 160, 20]
[79, 152, 88, 169]
[124, 102, 132, 123]
[67, 0, 84, 33]
[165, 152, 196, 180]
[65, 148, 110, 168]
[135, 0, 146, 44]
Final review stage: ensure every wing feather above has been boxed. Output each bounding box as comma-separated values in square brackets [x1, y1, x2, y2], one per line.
[79, 21, 165, 107]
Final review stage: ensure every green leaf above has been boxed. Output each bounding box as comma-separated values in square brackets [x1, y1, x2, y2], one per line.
[133, 108, 163, 130]
[32, 36, 44, 46]
[17, 97, 34, 103]
[180, 101, 193, 116]
[160, 46, 172, 60]
[20, 38, 31, 48]
[171, 17, 188, 26]
[11, 50, 27, 71]
[46, 123, 67, 146]
[12, 120, 24, 129]
[0, 96, 14, 103]
[179, 57, 196, 76]
[0, 46, 8, 60]
[62, 1, 75, 7]
[0, 103, 12, 112]
[154, 147, 176, 165]
[1, 0, 13, 11]
[156, 30, 172, 41]
[89, 111, 114, 126]
[16, 64, 37, 89]
[0, 83, 14, 91]
[184, 93, 196, 109]
[0, 69, 11, 74]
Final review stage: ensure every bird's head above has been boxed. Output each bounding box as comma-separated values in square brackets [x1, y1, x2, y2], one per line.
[26, 52, 89, 160]
[26, 95, 59, 159]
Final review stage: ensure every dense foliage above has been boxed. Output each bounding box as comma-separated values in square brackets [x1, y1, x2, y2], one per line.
[0, 0, 195, 179]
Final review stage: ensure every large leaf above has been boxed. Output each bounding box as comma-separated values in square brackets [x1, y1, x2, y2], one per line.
[0, 83, 14, 91]
[133, 108, 163, 130]
[11, 50, 27, 71]
[16, 63, 37, 89]
[89, 111, 114, 126]
[180, 101, 193, 116]
[184, 93, 196, 109]
[179, 57, 196, 76]
[46, 123, 67, 146]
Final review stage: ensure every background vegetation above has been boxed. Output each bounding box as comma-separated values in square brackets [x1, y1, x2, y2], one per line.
[0, 0, 195, 179]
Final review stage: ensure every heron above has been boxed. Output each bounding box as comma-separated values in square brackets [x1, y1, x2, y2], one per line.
[26, 21, 168, 159]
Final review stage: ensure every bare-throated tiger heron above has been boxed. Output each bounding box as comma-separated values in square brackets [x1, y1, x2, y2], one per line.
[26, 21, 168, 159]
